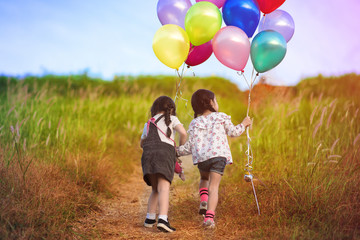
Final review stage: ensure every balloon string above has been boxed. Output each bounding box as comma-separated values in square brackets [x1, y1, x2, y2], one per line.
[247, 68, 256, 116]
[238, 69, 260, 215]
[237, 69, 257, 117]
[187, 65, 196, 77]
[175, 63, 193, 119]
[244, 70, 253, 167]
[251, 177, 261, 215]
[175, 63, 186, 105]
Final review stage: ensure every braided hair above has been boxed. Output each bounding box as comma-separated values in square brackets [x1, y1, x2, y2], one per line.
[191, 89, 216, 118]
[150, 96, 176, 138]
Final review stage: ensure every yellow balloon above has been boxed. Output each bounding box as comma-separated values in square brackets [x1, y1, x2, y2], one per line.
[152, 24, 190, 70]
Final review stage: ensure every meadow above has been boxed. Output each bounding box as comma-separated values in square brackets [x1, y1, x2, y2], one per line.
[0, 73, 359, 239]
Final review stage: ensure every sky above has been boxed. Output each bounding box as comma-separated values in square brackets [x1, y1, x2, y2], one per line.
[0, 0, 359, 90]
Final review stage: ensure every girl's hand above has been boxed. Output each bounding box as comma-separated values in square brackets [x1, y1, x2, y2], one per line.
[179, 172, 185, 181]
[176, 157, 182, 164]
[242, 116, 252, 128]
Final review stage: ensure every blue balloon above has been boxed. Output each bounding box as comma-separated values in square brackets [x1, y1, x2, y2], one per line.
[222, 0, 260, 38]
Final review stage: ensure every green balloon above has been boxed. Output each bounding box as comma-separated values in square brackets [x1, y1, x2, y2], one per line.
[185, 2, 222, 46]
[250, 30, 287, 73]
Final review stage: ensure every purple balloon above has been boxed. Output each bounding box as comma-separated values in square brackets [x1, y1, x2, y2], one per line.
[258, 9, 295, 42]
[157, 0, 192, 29]
[185, 41, 213, 66]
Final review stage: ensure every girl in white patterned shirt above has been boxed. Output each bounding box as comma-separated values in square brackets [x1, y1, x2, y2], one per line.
[177, 89, 252, 228]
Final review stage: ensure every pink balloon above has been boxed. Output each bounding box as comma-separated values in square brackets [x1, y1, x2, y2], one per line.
[212, 26, 250, 71]
[185, 41, 213, 66]
[195, 0, 226, 8]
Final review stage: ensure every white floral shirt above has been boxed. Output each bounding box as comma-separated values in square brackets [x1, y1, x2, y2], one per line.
[178, 112, 245, 165]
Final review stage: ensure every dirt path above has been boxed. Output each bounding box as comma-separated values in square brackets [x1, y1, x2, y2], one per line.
[74, 156, 218, 240]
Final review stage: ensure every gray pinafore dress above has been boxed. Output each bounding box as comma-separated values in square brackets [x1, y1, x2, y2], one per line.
[141, 115, 176, 186]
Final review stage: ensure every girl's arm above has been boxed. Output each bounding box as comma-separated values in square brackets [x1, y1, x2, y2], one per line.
[241, 116, 252, 128]
[224, 115, 252, 137]
[174, 124, 187, 146]
[140, 123, 148, 148]
[177, 140, 192, 156]
[175, 124, 191, 156]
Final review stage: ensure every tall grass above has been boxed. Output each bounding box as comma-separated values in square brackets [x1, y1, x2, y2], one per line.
[219, 74, 360, 239]
[0, 75, 152, 238]
[0, 74, 244, 238]
[1, 73, 359, 239]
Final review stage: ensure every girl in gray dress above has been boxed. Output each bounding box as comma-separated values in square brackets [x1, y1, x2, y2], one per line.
[140, 96, 187, 233]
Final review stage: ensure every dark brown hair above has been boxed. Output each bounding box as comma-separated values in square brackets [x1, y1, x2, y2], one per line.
[191, 89, 216, 118]
[150, 96, 176, 138]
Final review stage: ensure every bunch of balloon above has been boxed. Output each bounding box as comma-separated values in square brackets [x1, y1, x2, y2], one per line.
[252, 9, 295, 74]
[184, 1, 223, 76]
[154, 0, 231, 71]
[152, 0, 294, 125]
[154, 0, 223, 103]
[154, 0, 192, 70]
[214, 0, 294, 216]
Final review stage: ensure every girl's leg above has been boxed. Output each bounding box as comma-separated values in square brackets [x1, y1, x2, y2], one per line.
[147, 174, 158, 215]
[199, 169, 210, 189]
[198, 170, 210, 214]
[204, 171, 222, 227]
[156, 174, 176, 232]
[207, 171, 222, 212]
[157, 174, 170, 217]
[144, 174, 158, 228]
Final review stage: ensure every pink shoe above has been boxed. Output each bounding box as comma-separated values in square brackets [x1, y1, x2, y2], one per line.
[203, 219, 215, 229]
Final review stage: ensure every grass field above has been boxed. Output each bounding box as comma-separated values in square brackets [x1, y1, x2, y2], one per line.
[0, 73, 359, 239]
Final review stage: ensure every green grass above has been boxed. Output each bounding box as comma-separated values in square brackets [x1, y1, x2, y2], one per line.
[0, 73, 359, 239]
[221, 74, 360, 239]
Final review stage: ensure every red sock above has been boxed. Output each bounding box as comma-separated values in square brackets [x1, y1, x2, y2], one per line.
[199, 188, 208, 202]
[204, 210, 215, 222]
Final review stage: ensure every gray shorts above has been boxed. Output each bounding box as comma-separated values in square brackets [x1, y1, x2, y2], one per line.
[197, 157, 227, 175]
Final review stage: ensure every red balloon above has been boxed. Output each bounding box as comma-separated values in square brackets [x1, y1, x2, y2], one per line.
[185, 41, 213, 66]
[256, 0, 286, 14]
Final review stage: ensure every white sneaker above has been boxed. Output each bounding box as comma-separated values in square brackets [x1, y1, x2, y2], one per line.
[157, 219, 176, 233]
[144, 218, 156, 228]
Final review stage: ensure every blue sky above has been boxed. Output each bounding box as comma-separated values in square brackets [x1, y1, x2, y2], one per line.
[1, 0, 359, 90]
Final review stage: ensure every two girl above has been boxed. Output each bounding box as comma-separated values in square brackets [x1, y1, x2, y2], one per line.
[141, 90, 252, 232]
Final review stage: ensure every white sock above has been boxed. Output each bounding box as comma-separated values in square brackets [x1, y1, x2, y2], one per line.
[146, 213, 156, 220]
[158, 215, 168, 222]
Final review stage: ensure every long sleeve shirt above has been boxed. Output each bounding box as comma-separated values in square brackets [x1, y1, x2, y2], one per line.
[178, 112, 245, 165]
